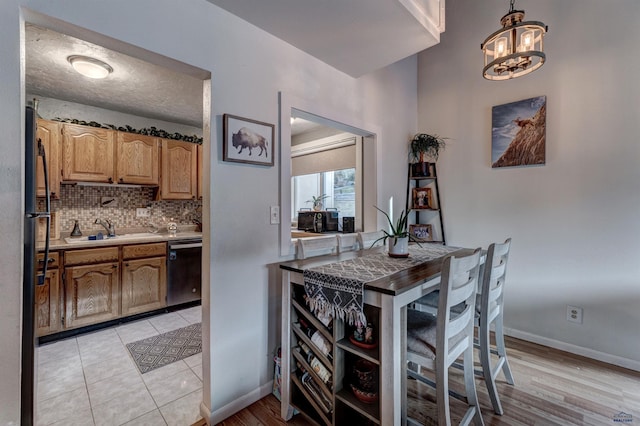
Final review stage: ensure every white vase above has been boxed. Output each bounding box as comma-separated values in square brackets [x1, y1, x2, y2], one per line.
[388, 236, 409, 257]
[313, 202, 323, 211]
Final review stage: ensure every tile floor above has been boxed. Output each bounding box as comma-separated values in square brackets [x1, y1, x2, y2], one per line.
[36, 306, 204, 426]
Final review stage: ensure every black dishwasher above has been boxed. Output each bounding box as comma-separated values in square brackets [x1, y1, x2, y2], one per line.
[167, 238, 202, 306]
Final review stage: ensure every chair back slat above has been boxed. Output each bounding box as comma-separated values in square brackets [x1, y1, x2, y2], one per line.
[337, 233, 358, 254]
[436, 248, 482, 357]
[480, 238, 511, 308]
[297, 235, 339, 259]
[356, 231, 385, 250]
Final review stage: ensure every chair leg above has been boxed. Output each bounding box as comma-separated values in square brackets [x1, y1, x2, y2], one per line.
[463, 339, 484, 426]
[494, 313, 515, 385]
[479, 316, 503, 415]
[436, 357, 451, 426]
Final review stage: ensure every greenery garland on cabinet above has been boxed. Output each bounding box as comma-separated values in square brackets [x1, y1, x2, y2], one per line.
[52, 117, 203, 144]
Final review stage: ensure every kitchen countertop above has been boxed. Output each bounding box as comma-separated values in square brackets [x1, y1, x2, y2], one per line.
[39, 231, 203, 251]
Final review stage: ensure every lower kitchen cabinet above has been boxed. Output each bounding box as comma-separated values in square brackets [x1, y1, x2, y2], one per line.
[35, 269, 61, 337]
[121, 256, 167, 316]
[35, 251, 61, 337]
[64, 246, 121, 329]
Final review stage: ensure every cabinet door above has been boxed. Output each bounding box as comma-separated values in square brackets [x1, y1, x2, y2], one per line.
[61, 123, 116, 183]
[64, 262, 120, 329]
[117, 133, 160, 185]
[121, 256, 167, 316]
[36, 119, 61, 199]
[35, 269, 60, 337]
[197, 144, 203, 200]
[161, 139, 197, 200]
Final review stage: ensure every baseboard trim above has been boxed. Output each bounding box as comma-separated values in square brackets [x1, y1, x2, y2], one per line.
[505, 327, 640, 372]
[200, 382, 273, 424]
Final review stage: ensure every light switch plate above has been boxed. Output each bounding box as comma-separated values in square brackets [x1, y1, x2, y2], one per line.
[270, 206, 280, 224]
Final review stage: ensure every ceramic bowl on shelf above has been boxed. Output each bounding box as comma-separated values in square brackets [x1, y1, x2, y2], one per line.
[353, 359, 378, 392]
[350, 383, 379, 404]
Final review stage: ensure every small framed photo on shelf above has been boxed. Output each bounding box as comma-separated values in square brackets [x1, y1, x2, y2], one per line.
[223, 113, 275, 166]
[409, 224, 434, 242]
[412, 187, 433, 209]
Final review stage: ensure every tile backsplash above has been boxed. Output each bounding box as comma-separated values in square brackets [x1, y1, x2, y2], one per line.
[39, 185, 202, 237]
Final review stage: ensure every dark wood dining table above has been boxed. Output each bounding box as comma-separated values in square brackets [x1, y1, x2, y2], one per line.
[279, 244, 477, 425]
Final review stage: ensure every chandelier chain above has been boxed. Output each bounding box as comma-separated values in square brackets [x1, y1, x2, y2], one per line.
[509, 0, 515, 13]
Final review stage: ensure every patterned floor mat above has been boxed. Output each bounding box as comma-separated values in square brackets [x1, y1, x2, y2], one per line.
[126, 323, 202, 373]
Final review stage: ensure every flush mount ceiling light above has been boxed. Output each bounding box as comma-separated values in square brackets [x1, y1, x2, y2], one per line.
[67, 55, 113, 79]
[481, 0, 548, 81]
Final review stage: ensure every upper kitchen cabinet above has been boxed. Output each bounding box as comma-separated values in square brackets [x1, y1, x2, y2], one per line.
[61, 123, 116, 183]
[117, 133, 160, 185]
[161, 139, 198, 200]
[36, 119, 61, 199]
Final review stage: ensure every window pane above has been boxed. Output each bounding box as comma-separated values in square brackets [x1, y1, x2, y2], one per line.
[292, 168, 355, 228]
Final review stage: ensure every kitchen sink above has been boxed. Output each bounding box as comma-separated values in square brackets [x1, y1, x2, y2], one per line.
[64, 232, 162, 244]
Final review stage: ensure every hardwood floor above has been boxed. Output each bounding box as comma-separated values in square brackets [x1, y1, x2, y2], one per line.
[195, 336, 640, 425]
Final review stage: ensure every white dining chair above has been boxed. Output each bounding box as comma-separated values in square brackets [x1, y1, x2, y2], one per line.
[356, 230, 385, 250]
[336, 233, 358, 254]
[296, 235, 339, 259]
[413, 238, 515, 415]
[406, 248, 484, 426]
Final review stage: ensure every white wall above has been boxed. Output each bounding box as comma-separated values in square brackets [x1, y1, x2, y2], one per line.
[418, 0, 640, 369]
[1, 0, 418, 422]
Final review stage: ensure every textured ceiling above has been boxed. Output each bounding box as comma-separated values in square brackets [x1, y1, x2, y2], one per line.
[25, 24, 204, 127]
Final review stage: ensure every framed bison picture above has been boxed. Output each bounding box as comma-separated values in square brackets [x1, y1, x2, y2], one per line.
[223, 113, 275, 166]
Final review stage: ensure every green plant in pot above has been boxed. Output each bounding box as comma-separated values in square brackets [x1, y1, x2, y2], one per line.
[409, 133, 447, 177]
[307, 194, 329, 211]
[371, 206, 421, 257]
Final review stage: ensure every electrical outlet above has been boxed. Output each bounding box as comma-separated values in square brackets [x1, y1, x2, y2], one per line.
[566, 305, 583, 324]
[136, 207, 151, 218]
[270, 206, 280, 225]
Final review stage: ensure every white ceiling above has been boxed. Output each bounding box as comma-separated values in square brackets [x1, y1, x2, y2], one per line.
[206, 0, 444, 77]
[25, 1, 444, 129]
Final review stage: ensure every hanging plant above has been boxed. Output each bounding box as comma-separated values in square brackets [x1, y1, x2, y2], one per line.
[409, 133, 447, 164]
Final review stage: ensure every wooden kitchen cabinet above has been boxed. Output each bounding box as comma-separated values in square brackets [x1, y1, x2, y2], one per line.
[36, 119, 61, 199]
[61, 123, 116, 183]
[121, 242, 167, 316]
[35, 251, 61, 337]
[63, 247, 120, 329]
[117, 132, 160, 185]
[161, 139, 198, 200]
[197, 144, 203, 200]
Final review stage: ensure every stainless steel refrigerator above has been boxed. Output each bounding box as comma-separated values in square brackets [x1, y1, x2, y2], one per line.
[22, 106, 51, 424]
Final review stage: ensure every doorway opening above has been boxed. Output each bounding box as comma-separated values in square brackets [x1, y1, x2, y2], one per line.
[21, 11, 212, 425]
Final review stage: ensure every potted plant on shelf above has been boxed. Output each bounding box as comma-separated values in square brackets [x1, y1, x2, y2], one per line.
[409, 133, 447, 177]
[307, 194, 329, 211]
[371, 206, 421, 257]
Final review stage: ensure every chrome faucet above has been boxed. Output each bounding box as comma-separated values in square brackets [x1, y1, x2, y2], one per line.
[94, 218, 116, 237]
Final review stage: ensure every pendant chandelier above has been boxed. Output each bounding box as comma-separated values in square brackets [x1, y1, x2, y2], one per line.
[481, 0, 548, 81]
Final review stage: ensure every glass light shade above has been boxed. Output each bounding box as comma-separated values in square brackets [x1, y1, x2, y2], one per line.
[67, 56, 113, 79]
[495, 37, 509, 59]
[520, 30, 534, 51]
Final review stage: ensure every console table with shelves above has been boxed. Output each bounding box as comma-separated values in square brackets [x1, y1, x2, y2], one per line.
[279, 246, 476, 424]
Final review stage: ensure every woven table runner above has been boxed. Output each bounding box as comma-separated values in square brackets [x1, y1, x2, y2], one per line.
[304, 245, 459, 325]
